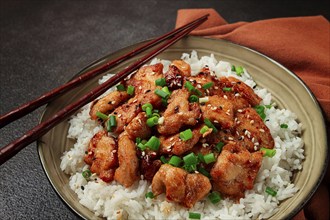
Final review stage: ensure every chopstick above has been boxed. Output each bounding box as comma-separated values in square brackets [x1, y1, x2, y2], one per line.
[0, 14, 209, 165]
[0, 14, 209, 129]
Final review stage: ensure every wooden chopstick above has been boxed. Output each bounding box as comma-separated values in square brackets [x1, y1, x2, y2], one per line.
[0, 14, 209, 129]
[0, 14, 209, 165]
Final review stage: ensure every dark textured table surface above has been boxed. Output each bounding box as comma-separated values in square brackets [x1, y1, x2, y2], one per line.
[1, 1, 329, 219]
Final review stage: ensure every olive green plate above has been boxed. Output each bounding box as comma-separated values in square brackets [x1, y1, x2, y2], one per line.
[38, 36, 328, 220]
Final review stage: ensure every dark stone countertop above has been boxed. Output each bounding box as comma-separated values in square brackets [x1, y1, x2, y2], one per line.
[0, 0, 329, 219]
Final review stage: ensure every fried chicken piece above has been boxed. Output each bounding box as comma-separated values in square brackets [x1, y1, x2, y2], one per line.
[126, 63, 163, 94]
[84, 131, 118, 182]
[108, 90, 162, 134]
[152, 164, 211, 208]
[201, 95, 234, 129]
[234, 107, 274, 151]
[184, 67, 217, 97]
[159, 125, 203, 155]
[171, 60, 191, 76]
[114, 132, 139, 187]
[89, 91, 129, 120]
[210, 142, 263, 199]
[157, 88, 201, 135]
[125, 112, 151, 140]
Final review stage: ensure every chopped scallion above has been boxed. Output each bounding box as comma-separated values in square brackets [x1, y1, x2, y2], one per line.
[203, 153, 216, 164]
[208, 191, 222, 204]
[161, 86, 171, 96]
[116, 84, 126, 91]
[107, 115, 117, 132]
[254, 105, 266, 120]
[82, 170, 92, 179]
[280, 123, 288, 128]
[183, 152, 198, 166]
[189, 212, 201, 219]
[215, 142, 224, 152]
[189, 95, 199, 103]
[160, 155, 168, 164]
[145, 191, 155, 199]
[265, 187, 277, 196]
[179, 129, 193, 141]
[204, 118, 218, 133]
[222, 87, 232, 92]
[200, 125, 210, 134]
[137, 142, 147, 151]
[96, 111, 108, 120]
[168, 155, 182, 167]
[261, 148, 276, 157]
[231, 65, 236, 71]
[198, 166, 211, 178]
[202, 82, 214, 89]
[146, 116, 159, 127]
[136, 137, 141, 145]
[155, 89, 169, 99]
[184, 81, 195, 92]
[145, 107, 153, 118]
[235, 66, 244, 76]
[145, 136, 160, 151]
[142, 103, 153, 111]
[155, 78, 166, 87]
[127, 85, 135, 95]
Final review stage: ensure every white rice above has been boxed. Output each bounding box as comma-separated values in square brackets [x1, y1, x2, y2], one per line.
[60, 51, 304, 219]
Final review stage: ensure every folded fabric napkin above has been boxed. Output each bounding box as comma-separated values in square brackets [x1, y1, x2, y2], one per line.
[176, 8, 330, 220]
[176, 9, 330, 122]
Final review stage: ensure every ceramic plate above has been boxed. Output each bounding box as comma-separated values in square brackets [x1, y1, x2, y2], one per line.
[38, 36, 328, 220]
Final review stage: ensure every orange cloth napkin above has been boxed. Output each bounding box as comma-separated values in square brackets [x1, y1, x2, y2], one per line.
[176, 9, 330, 122]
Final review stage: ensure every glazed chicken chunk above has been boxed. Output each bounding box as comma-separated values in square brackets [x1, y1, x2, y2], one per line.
[125, 112, 151, 140]
[234, 107, 274, 151]
[152, 164, 211, 208]
[165, 60, 191, 90]
[114, 132, 139, 187]
[210, 142, 263, 199]
[84, 131, 118, 182]
[157, 88, 201, 135]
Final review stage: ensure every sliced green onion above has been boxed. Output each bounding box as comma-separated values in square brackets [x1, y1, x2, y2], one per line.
[153, 109, 159, 113]
[107, 115, 117, 132]
[179, 129, 193, 141]
[200, 125, 210, 134]
[189, 95, 199, 103]
[145, 191, 155, 199]
[137, 142, 147, 151]
[154, 89, 169, 99]
[161, 98, 168, 106]
[136, 137, 142, 145]
[261, 148, 276, 157]
[215, 142, 224, 152]
[222, 87, 232, 92]
[82, 170, 92, 179]
[254, 105, 266, 120]
[142, 103, 153, 111]
[202, 82, 214, 89]
[194, 89, 203, 96]
[265, 104, 273, 109]
[280, 123, 288, 129]
[168, 156, 182, 167]
[160, 155, 168, 164]
[208, 191, 222, 204]
[265, 187, 277, 196]
[145, 136, 160, 151]
[116, 84, 126, 91]
[145, 107, 153, 118]
[204, 118, 218, 133]
[127, 85, 135, 95]
[197, 153, 205, 163]
[183, 164, 197, 172]
[146, 116, 159, 127]
[161, 86, 171, 96]
[189, 212, 201, 219]
[183, 152, 198, 166]
[198, 166, 211, 178]
[155, 78, 166, 87]
[235, 66, 244, 76]
[152, 112, 160, 118]
[203, 153, 216, 164]
[199, 96, 209, 103]
[231, 65, 236, 71]
[95, 111, 108, 120]
[184, 81, 195, 92]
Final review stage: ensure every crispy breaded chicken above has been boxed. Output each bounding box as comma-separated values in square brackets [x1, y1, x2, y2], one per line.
[84, 131, 118, 182]
[89, 91, 129, 120]
[234, 107, 274, 151]
[165, 60, 191, 90]
[210, 142, 263, 199]
[157, 88, 201, 135]
[114, 132, 139, 187]
[159, 125, 203, 155]
[152, 164, 211, 208]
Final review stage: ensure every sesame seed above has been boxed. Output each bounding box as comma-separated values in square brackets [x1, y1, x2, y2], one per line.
[214, 120, 219, 123]
[211, 107, 217, 111]
[250, 120, 254, 124]
[259, 129, 265, 133]
[111, 101, 116, 104]
[139, 86, 142, 90]
[228, 137, 234, 141]
[224, 95, 228, 99]
[214, 86, 219, 90]
[207, 104, 212, 107]
[237, 109, 243, 112]
[254, 146, 258, 151]
[117, 114, 122, 118]
[197, 84, 202, 88]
